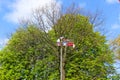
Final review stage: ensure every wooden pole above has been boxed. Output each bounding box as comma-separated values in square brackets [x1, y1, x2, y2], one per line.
[62, 46, 67, 80]
[60, 45, 63, 80]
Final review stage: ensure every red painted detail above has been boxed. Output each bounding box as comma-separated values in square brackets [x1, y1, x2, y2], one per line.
[67, 42, 74, 46]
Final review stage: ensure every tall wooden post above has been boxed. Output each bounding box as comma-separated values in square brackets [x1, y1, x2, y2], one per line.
[60, 45, 66, 80]
[60, 45, 63, 80]
[58, 37, 74, 80]
[62, 46, 66, 80]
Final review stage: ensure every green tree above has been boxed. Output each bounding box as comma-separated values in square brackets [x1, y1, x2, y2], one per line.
[52, 14, 114, 80]
[0, 3, 115, 80]
[0, 26, 59, 80]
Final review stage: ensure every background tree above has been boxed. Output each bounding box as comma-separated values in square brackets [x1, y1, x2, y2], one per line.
[111, 35, 120, 59]
[110, 35, 120, 79]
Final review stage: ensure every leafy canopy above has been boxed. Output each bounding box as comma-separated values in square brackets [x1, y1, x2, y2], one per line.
[0, 14, 114, 80]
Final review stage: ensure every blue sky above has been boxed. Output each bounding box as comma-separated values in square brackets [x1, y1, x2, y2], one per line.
[0, 0, 120, 48]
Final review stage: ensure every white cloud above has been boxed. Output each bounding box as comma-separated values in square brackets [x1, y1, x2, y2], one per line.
[5, 0, 60, 23]
[111, 23, 120, 29]
[111, 14, 120, 29]
[0, 38, 9, 50]
[106, 0, 119, 4]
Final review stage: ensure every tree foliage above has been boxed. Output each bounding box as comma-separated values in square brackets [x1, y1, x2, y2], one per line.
[0, 14, 115, 79]
[0, 2, 115, 80]
[53, 14, 114, 79]
[0, 26, 59, 80]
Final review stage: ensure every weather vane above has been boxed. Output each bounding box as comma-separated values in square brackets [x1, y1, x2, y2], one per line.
[57, 36, 75, 48]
